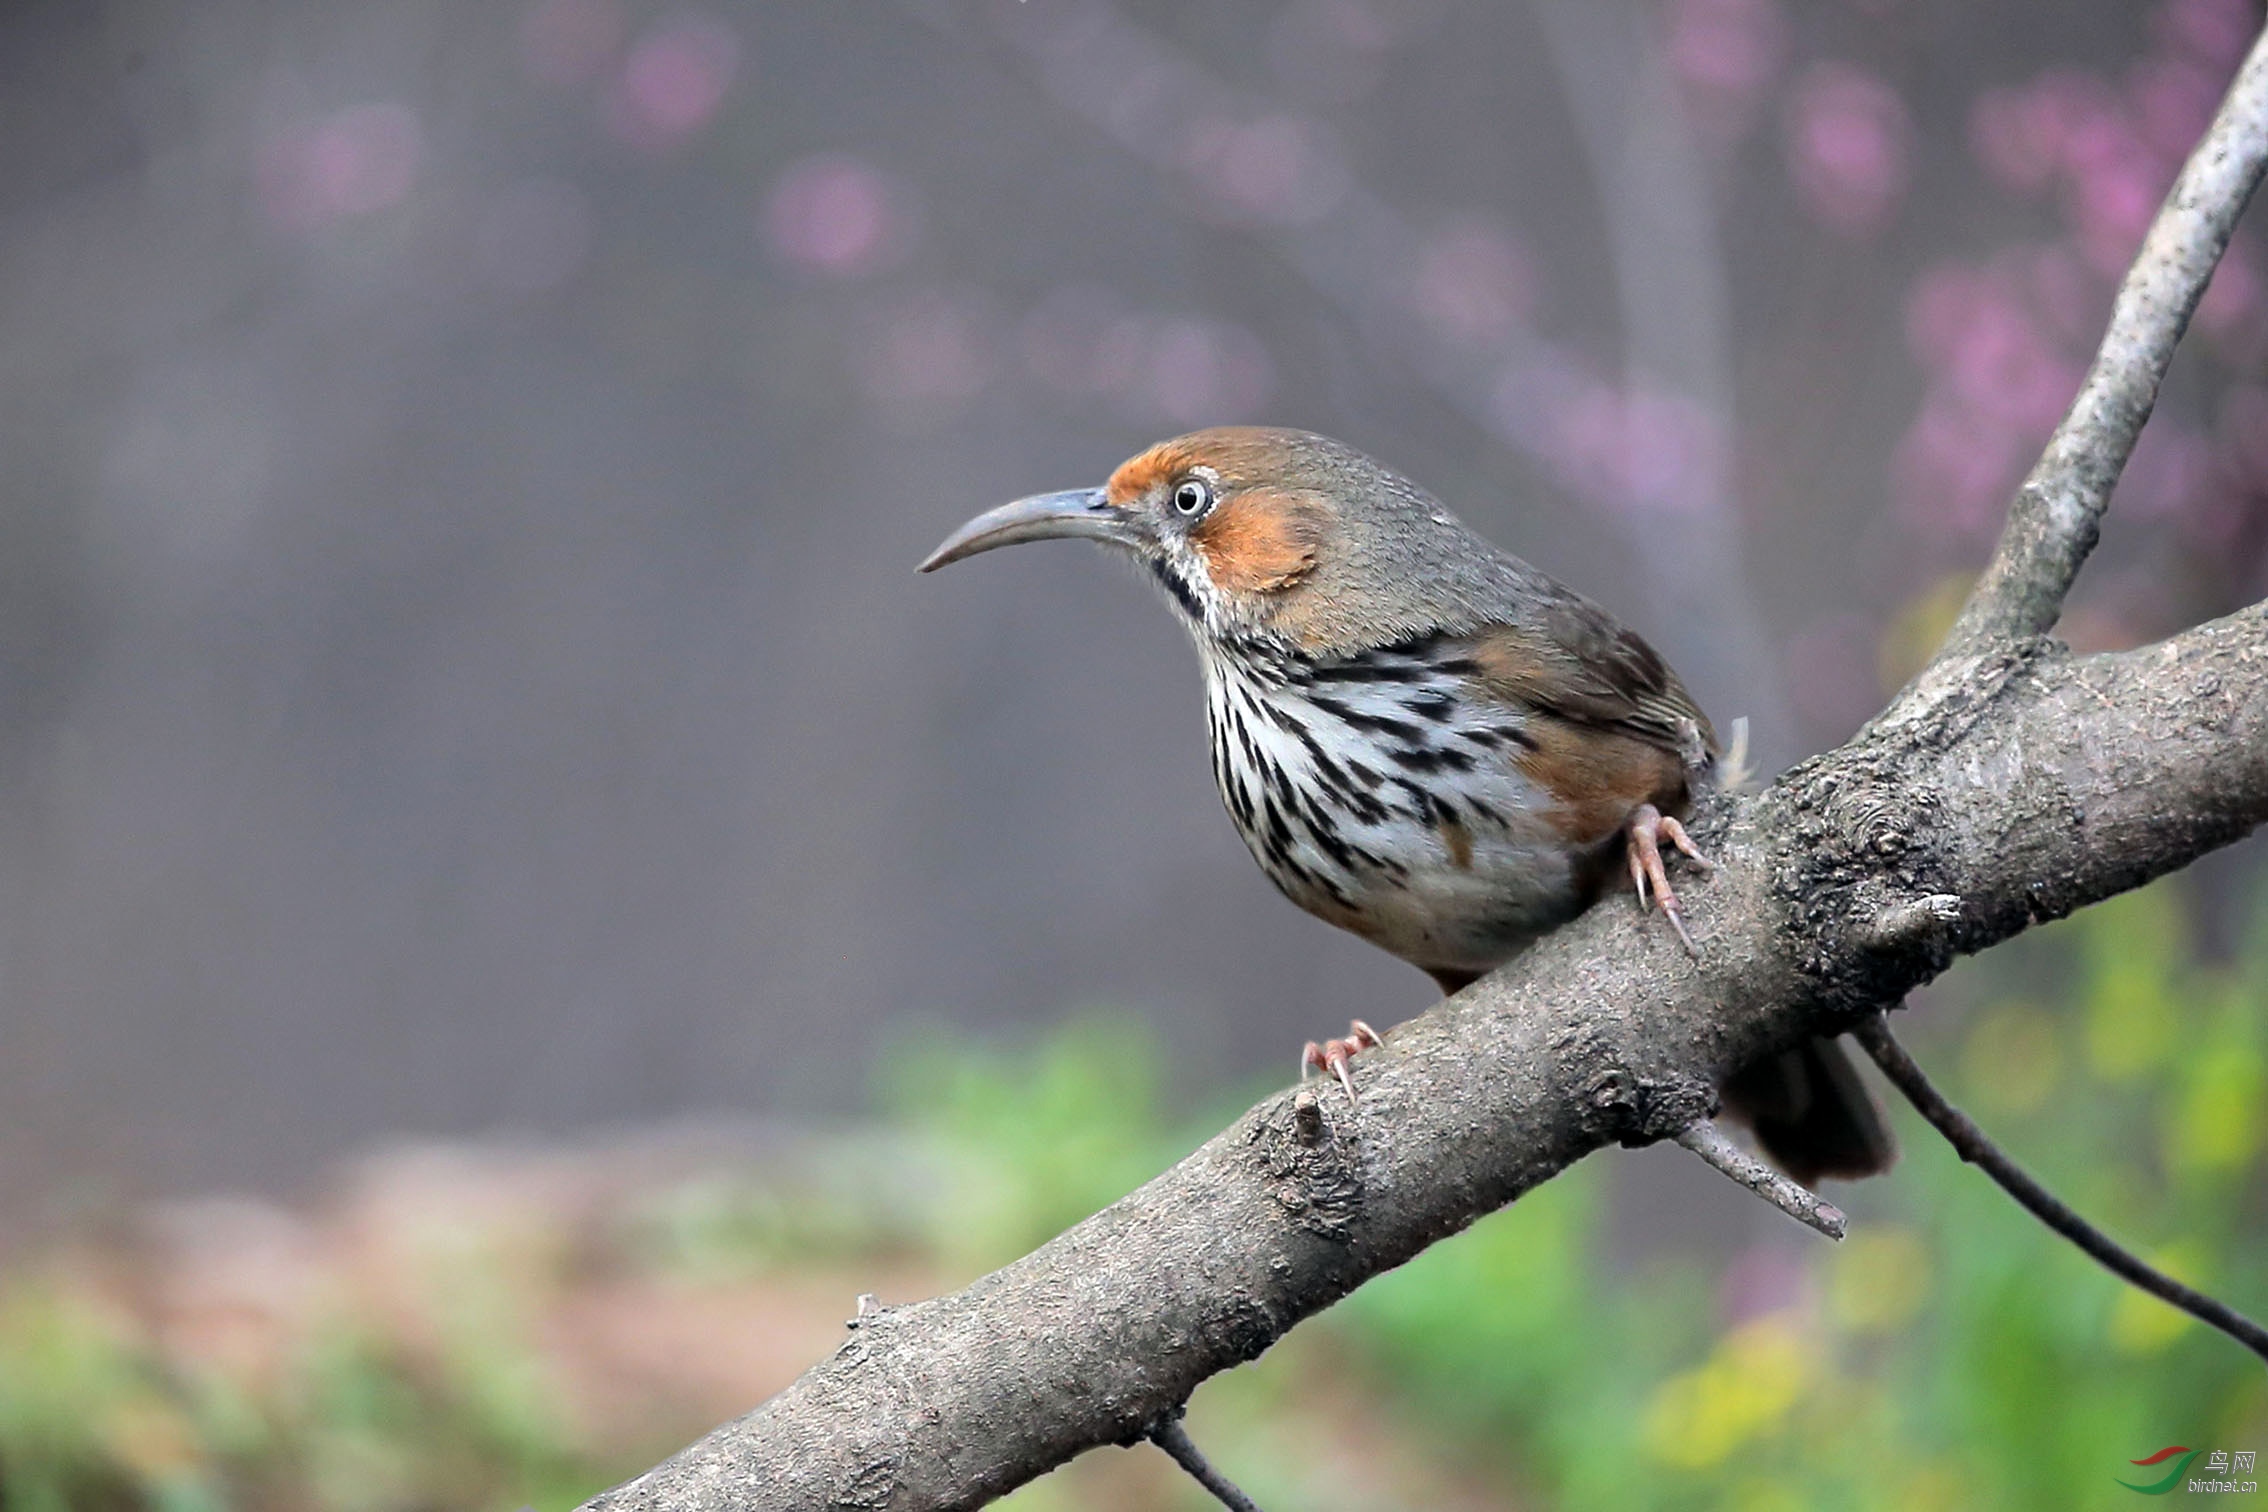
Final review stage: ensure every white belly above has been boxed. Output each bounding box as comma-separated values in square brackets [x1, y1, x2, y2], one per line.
[1202, 657, 1589, 977]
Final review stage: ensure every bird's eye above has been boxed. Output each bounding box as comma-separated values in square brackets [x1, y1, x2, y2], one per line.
[1172, 478, 1213, 517]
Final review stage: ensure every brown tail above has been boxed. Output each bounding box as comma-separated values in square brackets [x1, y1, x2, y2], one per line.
[1719, 1036, 1897, 1187]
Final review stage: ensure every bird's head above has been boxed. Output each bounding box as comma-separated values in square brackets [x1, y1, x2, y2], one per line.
[920, 427, 1482, 654]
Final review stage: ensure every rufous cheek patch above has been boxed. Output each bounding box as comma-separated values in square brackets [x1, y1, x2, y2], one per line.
[1190, 489, 1324, 595]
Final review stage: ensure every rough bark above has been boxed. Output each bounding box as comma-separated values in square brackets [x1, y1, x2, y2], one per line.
[581, 19, 2268, 1512]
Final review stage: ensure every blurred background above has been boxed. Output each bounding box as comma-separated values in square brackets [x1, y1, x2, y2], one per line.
[2, 0, 2266, 1506]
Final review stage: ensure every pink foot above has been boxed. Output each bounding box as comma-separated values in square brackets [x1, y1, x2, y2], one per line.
[1626, 803, 1711, 954]
[1301, 1020, 1381, 1102]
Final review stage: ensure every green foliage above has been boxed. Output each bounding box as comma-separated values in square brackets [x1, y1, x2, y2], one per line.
[994, 876, 2268, 1509]
[0, 1247, 604, 1512]
[3, 875, 2265, 1510]
[874, 1014, 1216, 1269]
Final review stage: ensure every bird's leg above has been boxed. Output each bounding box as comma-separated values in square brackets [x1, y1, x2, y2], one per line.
[1626, 802, 1710, 954]
[1301, 1019, 1381, 1102]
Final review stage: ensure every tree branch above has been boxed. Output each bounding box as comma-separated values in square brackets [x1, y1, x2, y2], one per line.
[1672, 1119, 1847, 1240]
[1852, 1016, 2268, 1364]
[582, 606, 2268, 1512]
[580, 20, 2268, 1512]
[1149, 1416, 1267, 1512]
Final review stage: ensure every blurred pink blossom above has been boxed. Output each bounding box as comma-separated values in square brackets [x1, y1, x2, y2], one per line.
[2119, 422, 2213, 523]
[1142, 318, 1275, 426]
[2208, 395, 2268, 548]
[1907, 260, 2080, 431]
[1901, 3, 2266, 570]
[1784, 63, 1912, 238]
[1090, 316, 1160, 401]
[519, 0, 625, 87]
[1894, 392, 2025, 538]
[259, 103, 423, 231]
[2178, 476, 2249, 551]
[2023, 243, 2100, 345]
[857, 291, 995, 418]
[2216, 385, 2268, 484]
[1784, 613, 1883, 736]
[2196, 241, 2261, 340]
[1265, 0, 1394, 105]
[2058, 96, 2149, 180]
[1178, 113, 1350, 226]
[1665, 0, 1789, 149]
[1485, 355, 1571, 457]
[1904, 265, 1995, 368]
[1666, 0, 1789, 100]
[1017, 285, 1130, 396]
[1971, 70, 2130, 199]
[1939, 290, 2076, 433]
[1718, 1244, 1814, 1328]
[2059, 102, 2170, 274]
[2154, 0, 2260, 69]
[604, 14, 740, 152]
[1095, 58, 1180, 145]
[1524, 380, 1725, 518]
[2131, 55, 2223, 160]
[1408, 218, 1535, 351]
[1971, 86, 2064, 195]
[2069, 156, 2167, 275]
[1614, 389, 1726, 516]
[762, 156, 913, 279]
[1012, 289, 1273, 425]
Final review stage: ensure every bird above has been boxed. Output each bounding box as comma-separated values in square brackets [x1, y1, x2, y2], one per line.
[919, 426, 1893, 1187]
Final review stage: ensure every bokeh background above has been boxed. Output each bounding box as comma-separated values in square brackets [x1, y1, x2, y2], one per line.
[3, 0, 2266, 1506]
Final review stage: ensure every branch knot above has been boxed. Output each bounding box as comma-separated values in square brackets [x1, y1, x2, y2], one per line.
[1580, 1064, 1717, 1148]
[1247, 1095, 1363, 1241]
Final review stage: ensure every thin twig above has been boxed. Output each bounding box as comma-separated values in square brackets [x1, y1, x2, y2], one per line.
[1673, 1119, 1848, 1240]
[1935, 23, 2268, 661]
[1150, 1415, 1266, 1512]
[1853, 1014, 2268, 1365]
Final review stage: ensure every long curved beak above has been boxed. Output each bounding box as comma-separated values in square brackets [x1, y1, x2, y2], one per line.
[917, 487, 1129, 572]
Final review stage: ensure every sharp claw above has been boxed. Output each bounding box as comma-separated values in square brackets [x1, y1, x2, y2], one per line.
[1662, 901, 1697, 957]
[1299, 1022, 1381, 1104]
[1627, 803, 1708, 950]
[1660, 816, 1712, 870]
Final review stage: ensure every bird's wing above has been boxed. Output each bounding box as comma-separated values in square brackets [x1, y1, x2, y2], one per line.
[1464, 590, 1717, 766]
